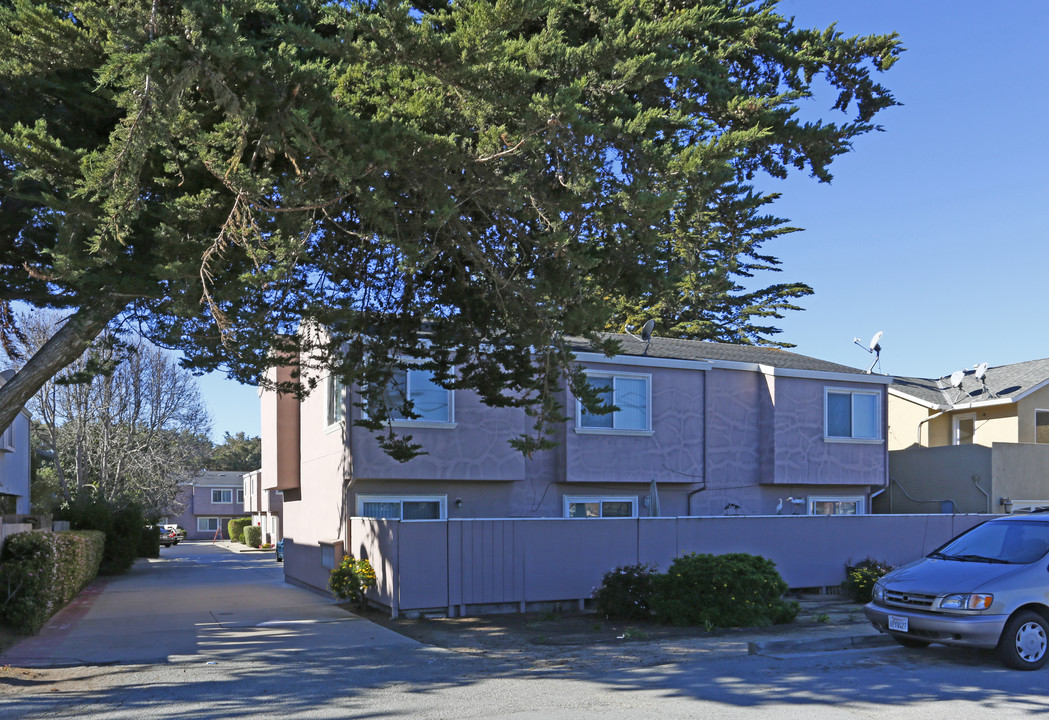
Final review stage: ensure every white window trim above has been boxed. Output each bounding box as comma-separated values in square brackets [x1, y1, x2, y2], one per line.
[952, 412, 977, 445]
[197, 517, 220, 532]
[0, 423, 14, 453]
[575, 371, 653, 435]
[824, 387, 882, 443]
[808, 495, 866, 515]
[563, 495, 639, 518]
[356, 494, 448, 521]
[212, 489, 234, 504]
[362, 365, 456, 427]
[325, 374, 345, 432]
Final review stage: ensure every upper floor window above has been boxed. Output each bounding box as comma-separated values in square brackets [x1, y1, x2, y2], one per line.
[0, 422, 13, 453]
[825, 389, 880, 440]
[1036, 410, 1049, 444]
[384, 367, 452, 424]
[577, 372, 651, 433]
[953, 413, 976, 445]
[212, 489, 233, 504]
[326, 374, 345, 428]
[357, 494, 446, 520]
[564, 495, 638, 518]
[237, 488, 245, 504]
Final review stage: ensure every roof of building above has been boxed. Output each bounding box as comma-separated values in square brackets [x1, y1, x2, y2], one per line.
[567, 333, 870, 375]
[186, 470, 247, 487]
[891, 357, 1049, 409]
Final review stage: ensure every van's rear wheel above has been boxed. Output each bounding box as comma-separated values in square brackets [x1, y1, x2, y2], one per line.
[997, 611, 1049, 670]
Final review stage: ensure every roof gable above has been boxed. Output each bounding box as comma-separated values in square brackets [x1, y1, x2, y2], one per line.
[892, 357, 1049, 409]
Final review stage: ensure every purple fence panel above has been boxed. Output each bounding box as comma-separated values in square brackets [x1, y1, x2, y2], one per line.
[519, 519, 639, 603]
[395, 521, 449, 611]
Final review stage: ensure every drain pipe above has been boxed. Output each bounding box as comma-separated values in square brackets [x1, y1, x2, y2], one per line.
[972, 474, 991, 513]
[916, 409, 948, 445]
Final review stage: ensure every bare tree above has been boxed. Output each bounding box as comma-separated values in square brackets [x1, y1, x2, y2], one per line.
[7, 312, 212, 515]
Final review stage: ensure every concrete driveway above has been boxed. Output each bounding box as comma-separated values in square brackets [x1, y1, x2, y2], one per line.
[1, 541, 416, 667]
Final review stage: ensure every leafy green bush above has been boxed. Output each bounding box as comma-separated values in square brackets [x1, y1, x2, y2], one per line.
[842, 558, 894, 602]
[0, 530, 104, 633]
[650, 553, 798, 629]
[138, 526, 160, 558]
[592, 563, 658, 620]
[56, 494, 145, 574]
[228, 517, 252, 544]
[243, 525, 262, 548]
[329, 556, 377, 611]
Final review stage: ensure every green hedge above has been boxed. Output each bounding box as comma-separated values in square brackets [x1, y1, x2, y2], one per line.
[56, 495, 145, 574]
[243, 525, 262, 548]
[0, 530, 105, 634]
[228, 517, 252, 544]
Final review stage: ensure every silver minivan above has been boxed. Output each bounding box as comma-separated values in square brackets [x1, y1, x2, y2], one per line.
[864, 514, 1049, 670]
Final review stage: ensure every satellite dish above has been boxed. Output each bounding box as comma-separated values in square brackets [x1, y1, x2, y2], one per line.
[950, 370, 965, 388]
[869, 331, 883, 354]
[975, 362, 988, 381]
[640, 319, 655, 343]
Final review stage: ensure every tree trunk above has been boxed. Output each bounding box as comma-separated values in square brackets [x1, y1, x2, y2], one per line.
[0, 301, 127, 437]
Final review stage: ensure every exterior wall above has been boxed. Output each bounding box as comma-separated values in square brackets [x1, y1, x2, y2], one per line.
[885, 445, 994, 513]
[0, 410, 31, 514]
[260, 365, 300, 492]
[1017, 385, 1049, 444]
[922, 406, 1017, 448]
[887, 393, 934, 450]
[990, 442, 1049, 508]
[168, 473, 250, 540]
[342, 514, 991, 616]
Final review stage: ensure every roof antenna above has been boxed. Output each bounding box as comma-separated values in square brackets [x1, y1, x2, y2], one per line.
[852, 331, 883, 374]
[974, 362, 997, 398]
[625, 319, 656, 355]
[948, 369, 967, 403]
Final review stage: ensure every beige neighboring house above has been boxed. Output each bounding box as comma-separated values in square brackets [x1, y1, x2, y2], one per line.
[887, 358, 1049, 514]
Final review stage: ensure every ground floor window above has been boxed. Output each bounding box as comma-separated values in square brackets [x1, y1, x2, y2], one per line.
[808, 496, 865, 515]
[563, 496, 638, 518]
[356, 495, 446, 520]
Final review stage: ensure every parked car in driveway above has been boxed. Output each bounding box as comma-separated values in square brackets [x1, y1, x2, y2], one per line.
[865, 514, 1049, 670]
[161, 524, 185, 543]
[158, 526, 177, 547]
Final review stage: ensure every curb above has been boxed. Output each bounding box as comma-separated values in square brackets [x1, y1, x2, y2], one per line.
[749, 633, 894, 655]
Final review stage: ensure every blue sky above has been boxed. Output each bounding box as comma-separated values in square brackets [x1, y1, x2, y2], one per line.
[199, 1, 1049, 441]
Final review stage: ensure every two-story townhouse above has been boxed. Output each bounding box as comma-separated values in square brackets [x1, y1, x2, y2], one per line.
[887, 358, 1049, 513]
[242, 468, 283, 544]
[262, 333, 891, 593]
[0, 369, 31, 515]
[167, 470, 249, 540]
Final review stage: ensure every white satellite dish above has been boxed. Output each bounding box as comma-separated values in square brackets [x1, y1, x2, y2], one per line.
[950, 370, 965, 388]
[869, 331, 883, 354]
[975, 362, 988, 381]
[853, 330, 884, 374]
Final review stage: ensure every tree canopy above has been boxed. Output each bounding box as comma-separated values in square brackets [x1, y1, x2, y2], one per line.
[209, 431, 262, 472]
[0, 0, 901, 456]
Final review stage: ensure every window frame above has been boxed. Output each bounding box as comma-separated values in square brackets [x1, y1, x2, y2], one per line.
[808, 495, 866, 516]
[356, 494, 448, 521]
[325, 374, 345, 430]
[563, 495, 639, 519]
[1036, 409, 1049, 444]
[211, 489, 234, 504]
[0, 421, 14, 453]
[197, 517, 220, 532]
[953, 412, 977, 445]
[824, 388, 882, 443]
[575, 371, 653, 435]
[384, 366, 455, 427]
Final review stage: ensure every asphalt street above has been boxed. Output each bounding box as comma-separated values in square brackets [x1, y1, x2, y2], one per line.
[1, 542, 1046, 719]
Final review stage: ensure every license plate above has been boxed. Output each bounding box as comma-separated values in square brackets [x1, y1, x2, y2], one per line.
[888, 615, 909, 632]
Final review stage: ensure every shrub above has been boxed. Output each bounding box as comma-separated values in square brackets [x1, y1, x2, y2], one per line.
[329, 556, 377, 610]
[228, 517, 252, 544]
[243, 525, 262, 548]
[0, 530, 104, 634]
[56, 494, 145, 574]
[592, 563, 659, 620]
[649, 552, 799, 629]
[138, 526, 160, 559]
[842, 558, 894, 602]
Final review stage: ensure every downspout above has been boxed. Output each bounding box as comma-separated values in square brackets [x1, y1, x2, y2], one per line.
[972, 474, 991, 513]
[688, 368, 710, 516]
[917, 409, 948, 446]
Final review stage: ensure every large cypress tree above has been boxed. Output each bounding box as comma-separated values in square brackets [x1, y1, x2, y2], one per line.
[0, 0, 900, 455]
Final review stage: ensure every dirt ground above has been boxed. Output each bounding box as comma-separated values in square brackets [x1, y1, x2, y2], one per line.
[352, 594, 870, 670]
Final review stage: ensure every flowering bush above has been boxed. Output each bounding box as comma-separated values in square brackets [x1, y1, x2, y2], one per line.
[0, 530, 105, 634]
[842, 558, 894, 602]
[649, 553, 798, 629]
[592, 563, 658, 620]
[329, 556, 377, 610]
